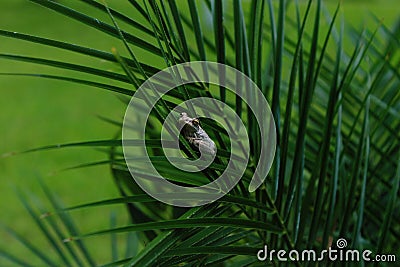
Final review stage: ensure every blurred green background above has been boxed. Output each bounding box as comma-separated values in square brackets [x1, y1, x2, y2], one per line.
[0, 0, 398, 265]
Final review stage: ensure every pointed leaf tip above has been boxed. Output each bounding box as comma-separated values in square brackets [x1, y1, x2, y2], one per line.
[63, 237, 75, 243]
[47, 171, 58, 176]
[40, 212, 52, 219]
[1, 151, 17, 158]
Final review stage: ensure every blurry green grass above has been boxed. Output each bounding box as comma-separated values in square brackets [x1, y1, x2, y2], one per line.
[0, 0, 133, 264]
[0, 0, 398, 265]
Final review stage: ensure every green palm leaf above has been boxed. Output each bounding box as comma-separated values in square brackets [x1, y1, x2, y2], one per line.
[1, 0, 398, 266]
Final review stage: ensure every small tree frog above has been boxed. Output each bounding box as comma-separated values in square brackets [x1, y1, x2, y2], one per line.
[178, 112, 216, 156]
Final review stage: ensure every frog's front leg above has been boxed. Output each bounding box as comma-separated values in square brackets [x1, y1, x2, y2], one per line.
[188, 138, 216, 156]
[187, 137, 202, 146]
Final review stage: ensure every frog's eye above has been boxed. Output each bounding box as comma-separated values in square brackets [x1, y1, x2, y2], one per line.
[192, 118, 200, 126]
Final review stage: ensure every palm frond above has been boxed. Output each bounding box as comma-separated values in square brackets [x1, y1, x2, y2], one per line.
[1, 0, 399, 265]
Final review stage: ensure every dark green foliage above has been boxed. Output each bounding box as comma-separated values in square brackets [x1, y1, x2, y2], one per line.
[1, 0, 399, 266]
